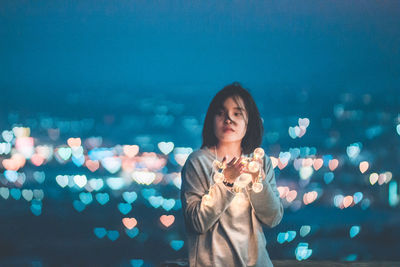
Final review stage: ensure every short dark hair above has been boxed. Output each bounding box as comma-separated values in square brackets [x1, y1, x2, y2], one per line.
[201, 82, 264, 154]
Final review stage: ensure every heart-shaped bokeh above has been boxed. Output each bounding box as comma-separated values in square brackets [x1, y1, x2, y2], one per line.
[141, 188, 156, 200]
[158, 142, 174, 155]
[328, 159, 339, 171]
[300, 225, 311, 237]
[324, 172, 334, 184]
[125, 228, 139, 238]
[57, 147, 72, 161]
[79, 192, 93, 205]
[122, 191, 138, 204]
[288, 127, 297, 139]
[96, 193, 110, 205]
[67, 137, 81, 148]
[22, 189, 33, 201]
[73, 200, 86, 212]
[343, 196, 353, 208]
[149, 196, 163, 208]
[30, 154, 45, 166]
[313, 159, 323, 171]
[86, 160, 100, 172]
[0, 187, 10, 199]
[32, 189, 44, 201]
[369, 173, 378, 185]
[173, 153, 188, 167]
[170, 240, 184, 251]
[161, 199, 175, 212]
[88, 179, 104, 191]
[353, 192, 363, 204]
[10, 188, 21, 200]
[33, 171, 45, 184]
[2, 130, 14, 142]
[101, 157, 121, 174]
[94, 227, 107, 239]
[56, 175, 69, 188]
[30, 200, 42, 216]
[122, 217, 137, 229]
[359, 161, 369, 173]
[123, 145, 139, 158]
[118, 203, 132, 215]
[130, 259, 144, 267]
[295, 243, 312, 260]
[107, 230, 119, 241]
[286, 190, 297, 203]
[160, 215, 175, 228]
[73, 175, 87, 188]
[72, 155, 85, 167]
[298, 118, 310, 128]
[350, 225, 360, 238]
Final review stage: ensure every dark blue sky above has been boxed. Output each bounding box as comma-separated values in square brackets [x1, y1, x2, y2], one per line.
[1, 0, 399, 95]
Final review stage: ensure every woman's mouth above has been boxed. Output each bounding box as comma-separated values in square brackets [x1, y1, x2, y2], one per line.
[223, 128, 234, 133]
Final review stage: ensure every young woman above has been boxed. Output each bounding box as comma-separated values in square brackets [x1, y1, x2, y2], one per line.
[180, 82, 284, 267]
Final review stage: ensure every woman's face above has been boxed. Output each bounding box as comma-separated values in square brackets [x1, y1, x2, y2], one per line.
[214, 96, 248, 144]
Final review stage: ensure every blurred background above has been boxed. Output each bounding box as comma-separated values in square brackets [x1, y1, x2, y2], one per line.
[1, 0, 400, 266]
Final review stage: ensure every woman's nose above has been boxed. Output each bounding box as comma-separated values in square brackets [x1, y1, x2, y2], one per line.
[224, 114, 234, 124]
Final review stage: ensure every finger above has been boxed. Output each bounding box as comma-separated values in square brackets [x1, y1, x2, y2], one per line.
[235, 157, 246, 168]
[221, 156, 227, 166]
[234, 161, 243, 170]
[227, 157, 236, 166]
[238, 157, 246, 166]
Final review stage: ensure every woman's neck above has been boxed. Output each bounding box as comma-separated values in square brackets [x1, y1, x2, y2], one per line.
[213, 142, 242, 162]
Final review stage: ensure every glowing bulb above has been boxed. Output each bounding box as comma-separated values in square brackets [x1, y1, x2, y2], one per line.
[252, 182, 263, 193]
[202, 194, 213, 206]
[213, 172, 224, 183]
[254, 148, 265, 159]
[248, 161, 260, 173]
[212, 160, 223, 171]
[235, 173, 252, 188]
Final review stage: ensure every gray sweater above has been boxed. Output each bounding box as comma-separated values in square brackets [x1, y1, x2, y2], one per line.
[180, 147, 284, 267]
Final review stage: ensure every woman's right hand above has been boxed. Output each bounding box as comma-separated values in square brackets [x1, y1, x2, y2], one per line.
[222, 156, 245, 183]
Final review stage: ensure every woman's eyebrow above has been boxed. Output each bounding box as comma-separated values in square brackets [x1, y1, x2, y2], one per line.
[219, 106, 244, 111]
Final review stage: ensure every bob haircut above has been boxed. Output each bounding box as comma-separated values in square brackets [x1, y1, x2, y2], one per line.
[201, 82, 264, 155]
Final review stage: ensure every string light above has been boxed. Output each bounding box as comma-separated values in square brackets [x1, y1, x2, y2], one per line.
[202, 193, 214, 206]
[254, 147, 265, 159]
[236, 173, 252, 188]
[252, 181, 263, 193]
[248, 161, 260, 173]
[213, 172, 225, 183]
[202, 147, 265, 206]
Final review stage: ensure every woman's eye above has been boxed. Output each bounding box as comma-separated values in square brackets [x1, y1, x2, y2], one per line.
[235, 113, 242, 116]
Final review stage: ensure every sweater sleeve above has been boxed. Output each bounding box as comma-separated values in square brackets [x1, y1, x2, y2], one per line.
[247, 155, 284, 228]
[180, 156, 237, 234]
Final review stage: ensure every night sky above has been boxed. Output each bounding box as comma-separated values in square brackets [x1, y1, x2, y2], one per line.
[1, 0, 399, 95]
